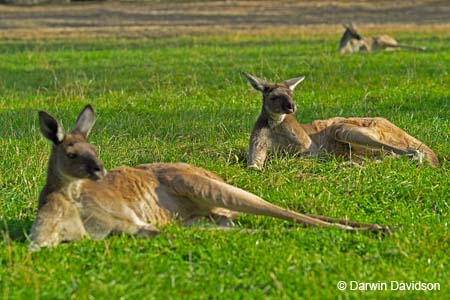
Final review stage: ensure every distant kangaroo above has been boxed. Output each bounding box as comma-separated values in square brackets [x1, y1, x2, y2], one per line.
[242, 72, 439, 169]
[30, 105, 390, 250]
[339, 23, 426, 54]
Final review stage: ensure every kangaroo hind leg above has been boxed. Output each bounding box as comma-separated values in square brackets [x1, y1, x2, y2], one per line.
[333, 123, 420, 159]
[170, 173, 389, 234]
[306, 214, 391, 234]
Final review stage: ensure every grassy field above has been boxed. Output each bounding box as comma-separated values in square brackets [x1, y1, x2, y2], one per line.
[0, 32, 449, 299]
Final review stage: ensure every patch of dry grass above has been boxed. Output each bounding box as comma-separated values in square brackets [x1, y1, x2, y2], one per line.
[1, 0, 450, 40]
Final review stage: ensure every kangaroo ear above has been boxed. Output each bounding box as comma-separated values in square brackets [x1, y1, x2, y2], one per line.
[284, 76, 305, 91]
[73, 104, 96, 137]
[39, 111, 65, 145]
[241, 72, 268, 92]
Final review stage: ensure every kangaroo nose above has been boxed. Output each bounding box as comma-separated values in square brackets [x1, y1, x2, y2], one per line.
[96, 168, 107, 178]
[89, 163, 106, 180]
[283, 102, 296, 113]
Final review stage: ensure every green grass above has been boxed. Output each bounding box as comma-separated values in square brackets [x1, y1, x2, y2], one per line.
[0, 33, 449, 299]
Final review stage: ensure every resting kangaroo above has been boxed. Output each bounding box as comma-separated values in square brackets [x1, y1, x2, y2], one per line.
[30, 105, 389, 250]
[339, 23, 426, 54]
[242, 72, 439, 169]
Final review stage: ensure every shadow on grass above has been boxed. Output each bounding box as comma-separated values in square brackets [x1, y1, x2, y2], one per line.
[0, 218, 33, 242]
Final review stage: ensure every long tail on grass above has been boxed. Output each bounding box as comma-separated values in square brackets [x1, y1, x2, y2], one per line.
[389, 43, 426, 51]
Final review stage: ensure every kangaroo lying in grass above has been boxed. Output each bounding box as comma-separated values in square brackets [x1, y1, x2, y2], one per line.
[242, 72, 439, 169]
[29, 105, 390, 251]
[339, 23, 426, 54]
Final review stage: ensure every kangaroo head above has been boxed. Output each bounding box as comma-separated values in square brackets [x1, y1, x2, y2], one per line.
[339, 24, 366, 53]
[342, 23, 362, 40]
[242, 72, 305, 116]
[39, 105, 106, 182]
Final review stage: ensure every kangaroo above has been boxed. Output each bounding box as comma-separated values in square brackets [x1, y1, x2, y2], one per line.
[339, 23, 426, 54]
[242, 72, 439, 169]
[30, 105, 390, 251]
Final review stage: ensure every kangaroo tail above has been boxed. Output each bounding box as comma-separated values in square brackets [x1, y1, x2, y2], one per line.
[388, 44, 426, 51]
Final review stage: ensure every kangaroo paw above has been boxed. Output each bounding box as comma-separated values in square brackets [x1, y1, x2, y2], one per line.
[28, 242, 42, 252]
[135, 224, 161, 238]
[247, 164, 262, 170]
[406, 148, 424, 164]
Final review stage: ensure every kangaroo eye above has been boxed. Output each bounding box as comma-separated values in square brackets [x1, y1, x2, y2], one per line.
[67, 153, 77, 159]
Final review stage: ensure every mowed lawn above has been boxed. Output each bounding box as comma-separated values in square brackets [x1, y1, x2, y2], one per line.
[0, 32, 449, 299]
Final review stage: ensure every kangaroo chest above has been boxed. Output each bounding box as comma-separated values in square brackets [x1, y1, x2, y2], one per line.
[269, 122, 315, 154]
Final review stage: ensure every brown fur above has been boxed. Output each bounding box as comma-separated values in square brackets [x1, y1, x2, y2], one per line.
[29, 105, 390, 251]
[242, 73, 439, 169]
[339, 24, 426, 54]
